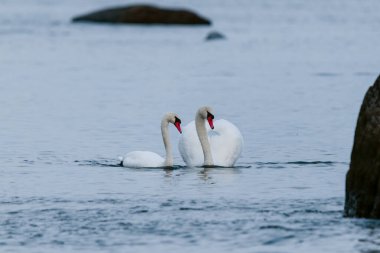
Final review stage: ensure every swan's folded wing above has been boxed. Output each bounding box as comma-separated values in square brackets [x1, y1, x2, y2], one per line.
[122, 151, 164, 168]
[209, 119, 243, 167]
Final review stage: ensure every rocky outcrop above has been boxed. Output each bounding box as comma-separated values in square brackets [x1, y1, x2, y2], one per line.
[345, 75, 380, 218]
[205, 31, 226, 41]
[72, 4, 211, 25]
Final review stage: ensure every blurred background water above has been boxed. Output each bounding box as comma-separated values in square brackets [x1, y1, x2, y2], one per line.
[1, 0, 380, 252]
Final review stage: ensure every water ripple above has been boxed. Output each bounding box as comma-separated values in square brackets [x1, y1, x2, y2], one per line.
[255, 161, 348, 169]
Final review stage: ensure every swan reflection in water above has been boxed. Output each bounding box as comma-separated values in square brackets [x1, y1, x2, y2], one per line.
[197, 165, 244, 182]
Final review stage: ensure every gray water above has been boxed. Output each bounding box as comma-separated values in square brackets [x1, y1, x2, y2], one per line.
[1, 0, 380, 252]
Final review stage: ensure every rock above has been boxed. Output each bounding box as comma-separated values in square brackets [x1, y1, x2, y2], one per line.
[205, 31, 226, 41]
[344, 75, 380, 218]
[72, 4, 211, 25]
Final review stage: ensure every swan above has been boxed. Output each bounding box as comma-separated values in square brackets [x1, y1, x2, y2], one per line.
[178, 106, 243, 167]
[120, 112, 182, 168]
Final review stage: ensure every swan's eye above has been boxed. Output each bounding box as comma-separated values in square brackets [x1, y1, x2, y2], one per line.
[174, 116, 181, 124]
[207, 111, 214, 119]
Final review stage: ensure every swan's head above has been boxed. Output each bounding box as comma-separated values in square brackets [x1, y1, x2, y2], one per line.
[165, 112, 182, 134]
[198, 106, 214, 129]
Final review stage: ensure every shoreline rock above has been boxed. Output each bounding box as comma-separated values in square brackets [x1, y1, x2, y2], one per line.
[344, 74, 380, 218]
[72, 4, 211, 26]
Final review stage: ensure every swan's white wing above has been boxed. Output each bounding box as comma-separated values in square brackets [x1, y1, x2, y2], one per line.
[209, 119, 243, 167]
[178, 119, 243, 167]
[178, 121, 204, 167]
[122, 151, 165, 168]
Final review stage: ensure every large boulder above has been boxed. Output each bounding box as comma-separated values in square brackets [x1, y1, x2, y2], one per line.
[72, 4, 211, 25]
[345, 75, 380, 218]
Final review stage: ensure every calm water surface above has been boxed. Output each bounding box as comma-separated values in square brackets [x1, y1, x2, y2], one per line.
[1, 0, 380, 252]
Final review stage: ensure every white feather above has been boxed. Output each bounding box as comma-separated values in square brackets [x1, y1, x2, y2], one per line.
[121, 151, 165, 168]
[120, 112, 181, 168]
[179, 119, 243, 167]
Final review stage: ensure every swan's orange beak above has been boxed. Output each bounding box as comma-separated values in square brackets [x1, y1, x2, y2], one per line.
[174, 121, 182, 134]
[207, 116, 214, 129]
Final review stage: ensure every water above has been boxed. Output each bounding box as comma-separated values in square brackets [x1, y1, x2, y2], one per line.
[1, 0, 380, 252]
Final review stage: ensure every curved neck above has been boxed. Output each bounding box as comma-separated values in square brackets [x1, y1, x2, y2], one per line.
[161, 118, 173, 166]
[195, 112, 213, 166]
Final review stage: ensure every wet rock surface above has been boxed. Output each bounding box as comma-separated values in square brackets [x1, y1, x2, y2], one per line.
[345, 75, 380, 218]
[72, 4, 211, 25]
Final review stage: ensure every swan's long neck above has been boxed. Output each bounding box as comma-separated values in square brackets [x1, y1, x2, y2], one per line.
[161, 118, 173, 167]
[195, 112, 214, 166]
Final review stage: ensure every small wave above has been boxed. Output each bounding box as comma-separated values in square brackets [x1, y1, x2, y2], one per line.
[263, 235, 296, 245]
[128, 165, 186, 170]
[255, 161, 347, 168]
[285, 161, 340, 165]
[22, 159, 35, 164]
[179, 207, 204, 211]
[259, 225, 295, 231]
[314, 72, 341, 77]
[354, 72, 374, 76]
[74, 159, 123, 167]
[195, 165, 252, 169]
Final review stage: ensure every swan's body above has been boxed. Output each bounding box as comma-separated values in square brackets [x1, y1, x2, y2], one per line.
[121, 113, 181, 168]
[179, 107, 243, 167]
[121, 151, 165, 168]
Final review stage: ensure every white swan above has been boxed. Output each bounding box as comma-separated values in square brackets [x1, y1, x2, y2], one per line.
[120, 112, 182, 168]
[178, 106, 243, 167]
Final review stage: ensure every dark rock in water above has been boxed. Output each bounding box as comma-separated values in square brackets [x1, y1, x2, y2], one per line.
[345, 75, 380, 218]
[205, 31, 226, 41]
[72, 4, 211, 25]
